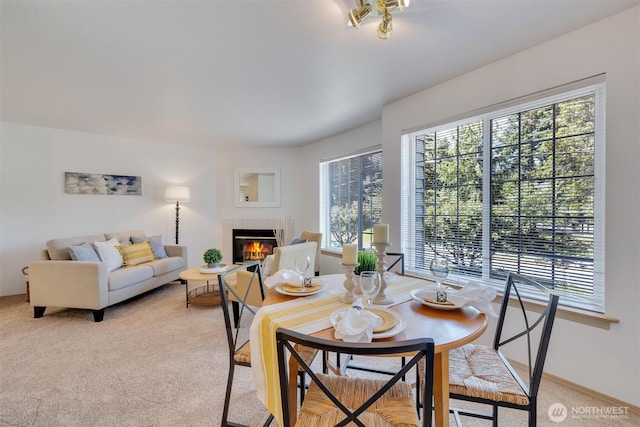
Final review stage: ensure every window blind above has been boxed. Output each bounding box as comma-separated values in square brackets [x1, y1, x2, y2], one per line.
[401, 80, 605, 313]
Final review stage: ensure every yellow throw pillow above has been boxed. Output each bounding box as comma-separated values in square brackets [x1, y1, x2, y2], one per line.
[118, 241, 155, 267]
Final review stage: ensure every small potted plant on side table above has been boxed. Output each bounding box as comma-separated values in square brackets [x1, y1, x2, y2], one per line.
[203, 248, 223, 268]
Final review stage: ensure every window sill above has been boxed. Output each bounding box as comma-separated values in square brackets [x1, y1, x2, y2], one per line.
[417, 273, 618, 329]
[321, 248, 343, 257]
[493, 293, 619, 330]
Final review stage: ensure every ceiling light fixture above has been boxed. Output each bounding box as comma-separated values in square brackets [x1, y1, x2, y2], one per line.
[348, 0, 372, 29]
[348, 0, 410, 39]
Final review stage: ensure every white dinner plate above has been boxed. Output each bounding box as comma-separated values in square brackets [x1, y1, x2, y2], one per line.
[330, 307, 407, 339]
[410, 287, 459, 310]
[274, 282, 324, 296]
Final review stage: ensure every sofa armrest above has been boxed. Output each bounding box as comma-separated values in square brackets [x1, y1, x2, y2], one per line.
[28, 260, 109, 310]
[164, 244, 187, 259]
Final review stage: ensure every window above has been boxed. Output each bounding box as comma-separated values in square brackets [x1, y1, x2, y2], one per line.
[401, 79, 604, 312]
[320, 149, 383, 250]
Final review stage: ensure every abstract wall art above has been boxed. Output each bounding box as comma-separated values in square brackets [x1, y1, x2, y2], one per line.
[64, 172, 142, 195]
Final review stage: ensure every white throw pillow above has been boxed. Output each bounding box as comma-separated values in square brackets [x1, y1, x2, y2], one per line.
[94, 238, 123, 272]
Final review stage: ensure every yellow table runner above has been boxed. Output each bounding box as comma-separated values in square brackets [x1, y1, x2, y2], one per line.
[249, 274, 431, 425]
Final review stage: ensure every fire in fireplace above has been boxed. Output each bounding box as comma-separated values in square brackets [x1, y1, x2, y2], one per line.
[232, 229, 278, 264]
[244, 241, 270, 261]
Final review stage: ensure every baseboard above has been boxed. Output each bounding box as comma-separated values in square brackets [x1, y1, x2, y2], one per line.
[510, 360, 639, 417]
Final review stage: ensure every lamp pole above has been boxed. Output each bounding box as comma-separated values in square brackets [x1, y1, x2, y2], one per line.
[174, 201, 181, 244]
[165, 185, 190, 246]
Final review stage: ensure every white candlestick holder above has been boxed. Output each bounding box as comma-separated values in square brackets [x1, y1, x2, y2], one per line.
[372, 242, 394, 305]
[340, 262, 359, 303]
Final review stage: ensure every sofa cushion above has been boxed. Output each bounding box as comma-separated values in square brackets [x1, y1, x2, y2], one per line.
[69, 242, 101, 261]
[118, 242, 155, 267]
[108, 265, 154, 291]
[95, 238, 124, 272]
[46, 234, 107, 260]
[147, 257, 185, 276]
[131, 235, 168, 259]
[105, 230, 146, 246]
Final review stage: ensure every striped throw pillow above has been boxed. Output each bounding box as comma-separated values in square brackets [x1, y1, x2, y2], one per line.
[69, 242, 101, 261]
[118, 242, 155, 267]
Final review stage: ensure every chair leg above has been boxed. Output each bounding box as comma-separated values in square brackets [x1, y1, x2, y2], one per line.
[415, 363, 421, 413]
[529, 401, 536, 427]
[298, 371, 306, 405]
[493, 405, 498, 427]
[262, 413, 274, 427]
[232, 301, 240, 328]
[221, 362, 235, 426]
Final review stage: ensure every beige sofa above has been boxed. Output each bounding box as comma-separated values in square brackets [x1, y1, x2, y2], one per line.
[29, 230, 186, 322]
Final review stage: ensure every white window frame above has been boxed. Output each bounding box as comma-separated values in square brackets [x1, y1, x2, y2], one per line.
[320, 147, 383, 251]
[401, 76, 605, 312]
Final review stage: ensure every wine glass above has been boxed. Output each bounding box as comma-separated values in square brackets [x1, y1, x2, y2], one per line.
[359, 271, 381, 309]
[430, 257, 449, 302]
[294, 256, 311, 286]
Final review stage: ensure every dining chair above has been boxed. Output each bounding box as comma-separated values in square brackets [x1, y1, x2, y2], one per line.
[276, 328, 435, 427]
[217, 262, 317, 427]
[300, 231, 322, 275]
[386, 252, 405, 276]
[447, 272, 560, 427]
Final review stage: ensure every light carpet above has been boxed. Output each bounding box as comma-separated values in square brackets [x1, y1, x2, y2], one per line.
[0, 283, 637, 427]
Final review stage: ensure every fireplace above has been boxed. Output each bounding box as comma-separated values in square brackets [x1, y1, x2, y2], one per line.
[232, 229, 278, 264]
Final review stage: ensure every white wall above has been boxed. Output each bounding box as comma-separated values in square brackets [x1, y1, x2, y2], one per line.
[297, 121, 383, 274]
[300, 6, 640, 408]
[0, 123, 220, 295]
[381, 7, 639, 407]
[207, 144, 314, 265]
[0, 125, 312, 296]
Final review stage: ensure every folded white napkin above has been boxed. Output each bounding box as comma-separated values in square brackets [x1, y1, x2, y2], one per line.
[264, 269, 305, 288]
[332, 299, 382, 343]
[416, 282, 498, 317]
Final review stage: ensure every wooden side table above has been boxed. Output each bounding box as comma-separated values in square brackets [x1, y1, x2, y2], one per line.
[179, 267, 225, 307]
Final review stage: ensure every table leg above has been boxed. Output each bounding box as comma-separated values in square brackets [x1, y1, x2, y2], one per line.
[433, 350, 450, 427]
[185, 280, 189, 308]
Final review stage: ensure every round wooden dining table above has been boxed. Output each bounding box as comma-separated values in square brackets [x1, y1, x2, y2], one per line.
[259, 273, 488, 427]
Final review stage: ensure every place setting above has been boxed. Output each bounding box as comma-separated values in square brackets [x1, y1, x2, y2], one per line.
[330, 271, 407, 342]
[410, 257, 498, 316]
[264, 256, 325, 296]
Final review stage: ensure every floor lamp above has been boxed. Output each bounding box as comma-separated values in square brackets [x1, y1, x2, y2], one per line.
[165, 186, 190, 244]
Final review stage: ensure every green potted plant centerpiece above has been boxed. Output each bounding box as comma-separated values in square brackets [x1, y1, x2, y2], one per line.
[353, 249, 377, 294]
[203, 248, 223, 268]
[354, 249, 378, 275]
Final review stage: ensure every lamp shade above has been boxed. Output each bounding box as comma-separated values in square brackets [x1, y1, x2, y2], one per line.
[165, 186, 190, 203]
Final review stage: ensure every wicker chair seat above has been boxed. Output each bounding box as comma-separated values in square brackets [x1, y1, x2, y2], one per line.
[449, 344, 529, 406]
[234, 341, 318, 372]
[234, 341, 252, 364]
[296, 373, 419, 427]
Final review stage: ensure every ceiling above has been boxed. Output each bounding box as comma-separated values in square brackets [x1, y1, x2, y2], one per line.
[1, 0, 638, 149]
